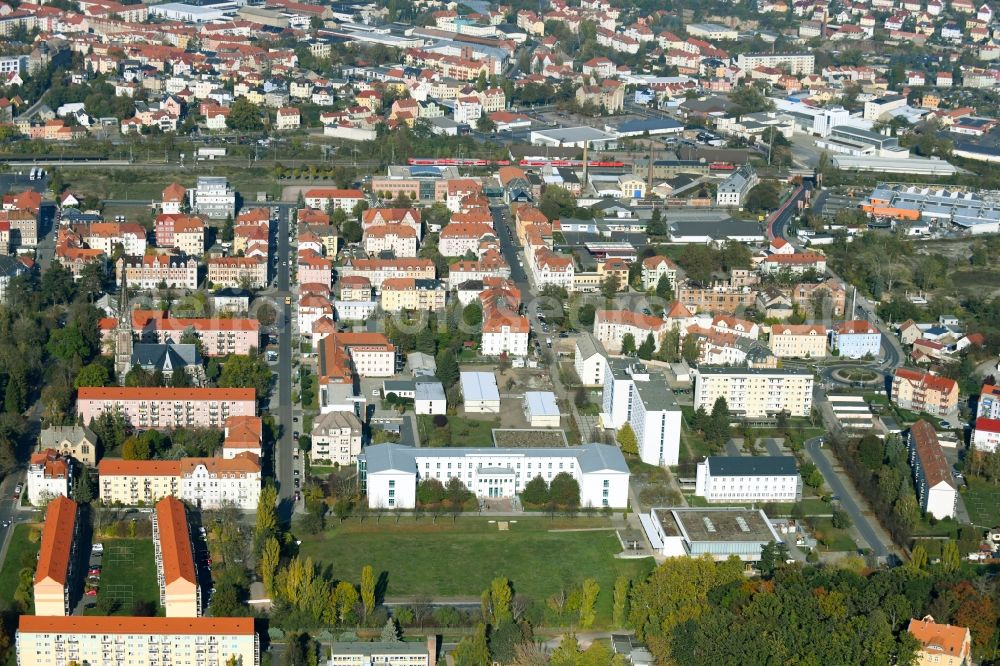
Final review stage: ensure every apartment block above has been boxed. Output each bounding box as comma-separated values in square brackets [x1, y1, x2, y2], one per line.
[380, 278, 447, 312]
[309, 410, 363, 465]
[768, 324, 827, 358]
[33, 496, 78, 617]
[27, 449, 73, 506]
[153, 496, 200, 617]
[16, 616, 258, 666]
[98, 452, 261, 509]
[736, 51, 815, 74]
[594, 309, 667, 355]
[574, 333, 608, 387]
[116, 255, 199, 290]
[339, 258, 436, 289]
[131, 310, 259, 357]
[207, 256, 267, 289]
[978, 384, 1000, 419]
[189, 176, 236, 219]
[303, 188, 365, 212]
[831, 320, 882, 358]
[695, 456, 802, 503]
[77, 387, 256, 429]
[892, 368, 959, 417]
[641, 255, 678, 291]
[693, 367, 814, 417]
[907, 420, 957, 520]
[602, 359, 682, 466]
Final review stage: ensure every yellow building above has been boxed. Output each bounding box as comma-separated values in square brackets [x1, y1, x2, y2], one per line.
[907, 616, 971, 666]
[380, 278, 447, 312]
[768, 324, 828, 358]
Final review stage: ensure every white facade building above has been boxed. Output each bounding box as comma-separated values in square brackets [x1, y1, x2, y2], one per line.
[415, 381, 447, 415]
[908, 420, 957, 520]
[189, 176, 236, 219]
[715, 164, 759, 207]
[973, 417, 1000, 453]
[359, 443, 630, 509]
[695, 456, 802, 503]
[574, 333, 608, 387]
[601, 359, 682, 466]
[27, 451, 72, 506]
[460, 371, 501, 413]
[310, 410, 364, 465]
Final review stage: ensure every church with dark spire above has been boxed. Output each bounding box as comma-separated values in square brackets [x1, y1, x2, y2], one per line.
[114, 275, 133, 382]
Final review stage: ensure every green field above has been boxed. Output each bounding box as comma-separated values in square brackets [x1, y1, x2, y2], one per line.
[961, 478, 1000, 528]
[89, 538, 161, 616]
[298, 517, 653, 624]
[0, 523, 41, 611]
[811, 518, 858, 552]
[418, 415, 495, 447]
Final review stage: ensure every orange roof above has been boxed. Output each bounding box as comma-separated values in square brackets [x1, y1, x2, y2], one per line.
[642, 255, 677, 269]
[772, 324, 826, 335]
[597, 309, 666, 330]
[131, 310, 259, 333]
[764, 252, 826, 264]
[346, 258, 434, 271]
[894, 368, 957, 394]
[440, 222, 495, 239]
[304, 188, 364, 199]
[224, 415, 262, 447]
[98, 459, 182, 476]
[339, 275, 371, 288]
[362, 208, 420, 225]
[79, 387, 255, 402]
[162, 182, 186, 202]
[908, 616, 970, 658]
[909, 420, 954, 489]
[665, 301, 693, 319]
[208, 256, 264, 267]
[35, 496, 77, 586]
[836, 320, 877, 335]
[179, 452, 260, 476]
[155, 497, 197, 586]
[18, 615, 255, 636]
[364, 224, 417, 238]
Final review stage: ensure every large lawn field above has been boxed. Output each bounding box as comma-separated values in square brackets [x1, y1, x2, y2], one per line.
[88, 538, 161, 616]
[961, 478, 1000, 528]
[0, 523, 41, 611]
[298, 516, 654, 625]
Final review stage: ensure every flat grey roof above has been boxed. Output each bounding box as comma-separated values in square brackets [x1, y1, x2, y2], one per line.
[524, 391, 560, 417]
[460, 371, 500, 402]
[669, 220, 764, 239]
[655, 507, 780, 542]
[415, 381, 445, 401]
[532, 126, 616, 142]
[360, 443, 629, 474]
[634, 379, 679, 412]
[706, 456, 798, 477]
[329, 642, 428, 656]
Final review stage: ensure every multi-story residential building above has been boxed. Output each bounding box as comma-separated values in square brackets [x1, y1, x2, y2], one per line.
[309, 410, 363, 465]
[768, 324, 827, 358]
[531, 249, 575, 291]
[84, 222, 147, 256]
[602, 359, 682, 466]
[907, 616, 972, 666]
[173, 216, 206, 257]
[695, 456, 802, 503]
[317, 332, 397, 407]
[447, 252, 510, 290]
[359, 443, 630, 509]
[715, 164, 759, 207]
[380, 278, 447, 312]
[189, 176, 236, 219]
[222, 415, 263, 460]
[339, 257, 436, 289]
[907, 419, 957, 520]
[39, 425, 98, 466]
[303, 188, 365, 212]
[77, 387, 256, 429]
[33, 495, 78, 617]
[892, 368, 959, 417]
[972, 417, 1000, 453]
[131, 310, 259, 356]
[297, 251, 333, 287]
[736, 51, 815, 74]
[694, 367, 814, 417]
[16, 616, 259, 666]
[117, 255, 199, 290]
[361, 208, 423, 239]
[481, 307, 529, 358]
[27, 449, 72, 506]
[362, 224, 419, 258]
[830, 320, 882, 358]
[207, 256, 267, 289]
[792, 278, 846, 317]
[98, 452, 261, 509]
[760, 252, 827, 275]
[594, 309, 667, 354]
[677, 282, 758, 314]
[978, 384, 1000, 419]
[641, 255, 678, 291]
[153, 496, 200, 618]
[161, 182, 186, 215]
[574, 333, 608, 387]
[439, 222, 496, 257]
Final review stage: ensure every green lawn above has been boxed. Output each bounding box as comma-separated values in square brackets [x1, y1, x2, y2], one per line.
[0, 523, 41, 611]
[811, 518, 858, 552]
[298, 517, 653, 625]
[418, 415, 495, 447]
[88, 538, 161, 616]
[961, 478, 1000, 528]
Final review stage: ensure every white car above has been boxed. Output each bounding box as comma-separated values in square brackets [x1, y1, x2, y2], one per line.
[92, 543, 104, 553]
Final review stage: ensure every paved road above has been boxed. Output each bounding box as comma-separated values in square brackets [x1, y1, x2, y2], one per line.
[272, 203, 296, 517]
[804, 436, 892, 559]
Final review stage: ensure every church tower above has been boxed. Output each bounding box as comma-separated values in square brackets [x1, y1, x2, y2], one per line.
[114, 275, 133, 382]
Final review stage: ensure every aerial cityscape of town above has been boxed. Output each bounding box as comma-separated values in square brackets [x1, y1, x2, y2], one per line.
[3, 0, 1000, 662]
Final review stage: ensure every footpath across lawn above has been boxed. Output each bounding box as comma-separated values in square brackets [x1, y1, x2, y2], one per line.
[298, 516, 653, 625]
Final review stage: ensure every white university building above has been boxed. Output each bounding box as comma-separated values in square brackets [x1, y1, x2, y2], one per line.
[601, 359, 682, 466]
[358, 443, 630, 509]
[695, 456, 802, 503]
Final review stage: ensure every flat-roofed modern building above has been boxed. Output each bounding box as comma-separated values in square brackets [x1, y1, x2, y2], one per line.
[153, 496, 200, 617]
[359, 443, 630, 509]
[33, 496, 78, 616]
[602, 359, 682, 467]
[15, 616, 259, 666]
[642, 507, 782, 562]
[693, 367, 814, 418]
[460, 371, 500, 413]
[328, 638, 436, 666]
[524, 391, 560, 427]
[695, 456, 802, 503]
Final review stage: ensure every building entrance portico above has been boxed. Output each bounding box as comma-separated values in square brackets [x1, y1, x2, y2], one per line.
[474, 467, 516, 499]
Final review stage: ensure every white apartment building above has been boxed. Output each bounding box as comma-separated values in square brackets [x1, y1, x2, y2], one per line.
[574, 333, 608, 387]
[362, 225, 419, 258]
[16, 616, 259, 666]
[695, 456, 802, 503]
[594, 309, 667, 355]
[189, 176, 236, 219]
[359, 443, 630, 509]
[303, 188, 366, 212]
[641, 255, 678, 291]
[693, 367, 814, 417]
[736, 51, 816, 75]
[601, 359, 682, 466]
[310, 410, 364, 465]
[908, 419, 957, 520]
[481, 314, 529, 357]
[27, 450, 72, 506]
[973, 417, 1000, 453]
[715, 164, 759, 207]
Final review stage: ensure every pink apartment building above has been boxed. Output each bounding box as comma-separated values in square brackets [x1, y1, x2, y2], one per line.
[77, 387, 256, 429]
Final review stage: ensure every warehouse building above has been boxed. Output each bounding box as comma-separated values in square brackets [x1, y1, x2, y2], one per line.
[460, 371, 501, 413]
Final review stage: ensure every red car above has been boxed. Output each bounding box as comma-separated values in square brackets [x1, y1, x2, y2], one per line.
[85, 589, 98, 596]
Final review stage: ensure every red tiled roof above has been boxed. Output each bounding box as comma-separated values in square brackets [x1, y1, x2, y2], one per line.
[18, 615, 255, 636]
[79, 387, 255, 401]
[894, 368, 957, 394]
[35, 496, 77, 586]
[910, 420, 954, 489]
[597, 309, 665, 330]
[155, 497, 197, 586]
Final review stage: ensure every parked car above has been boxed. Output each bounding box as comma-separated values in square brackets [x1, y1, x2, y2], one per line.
[92, 543, 104, 553]
[85, 589, 98, 596]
